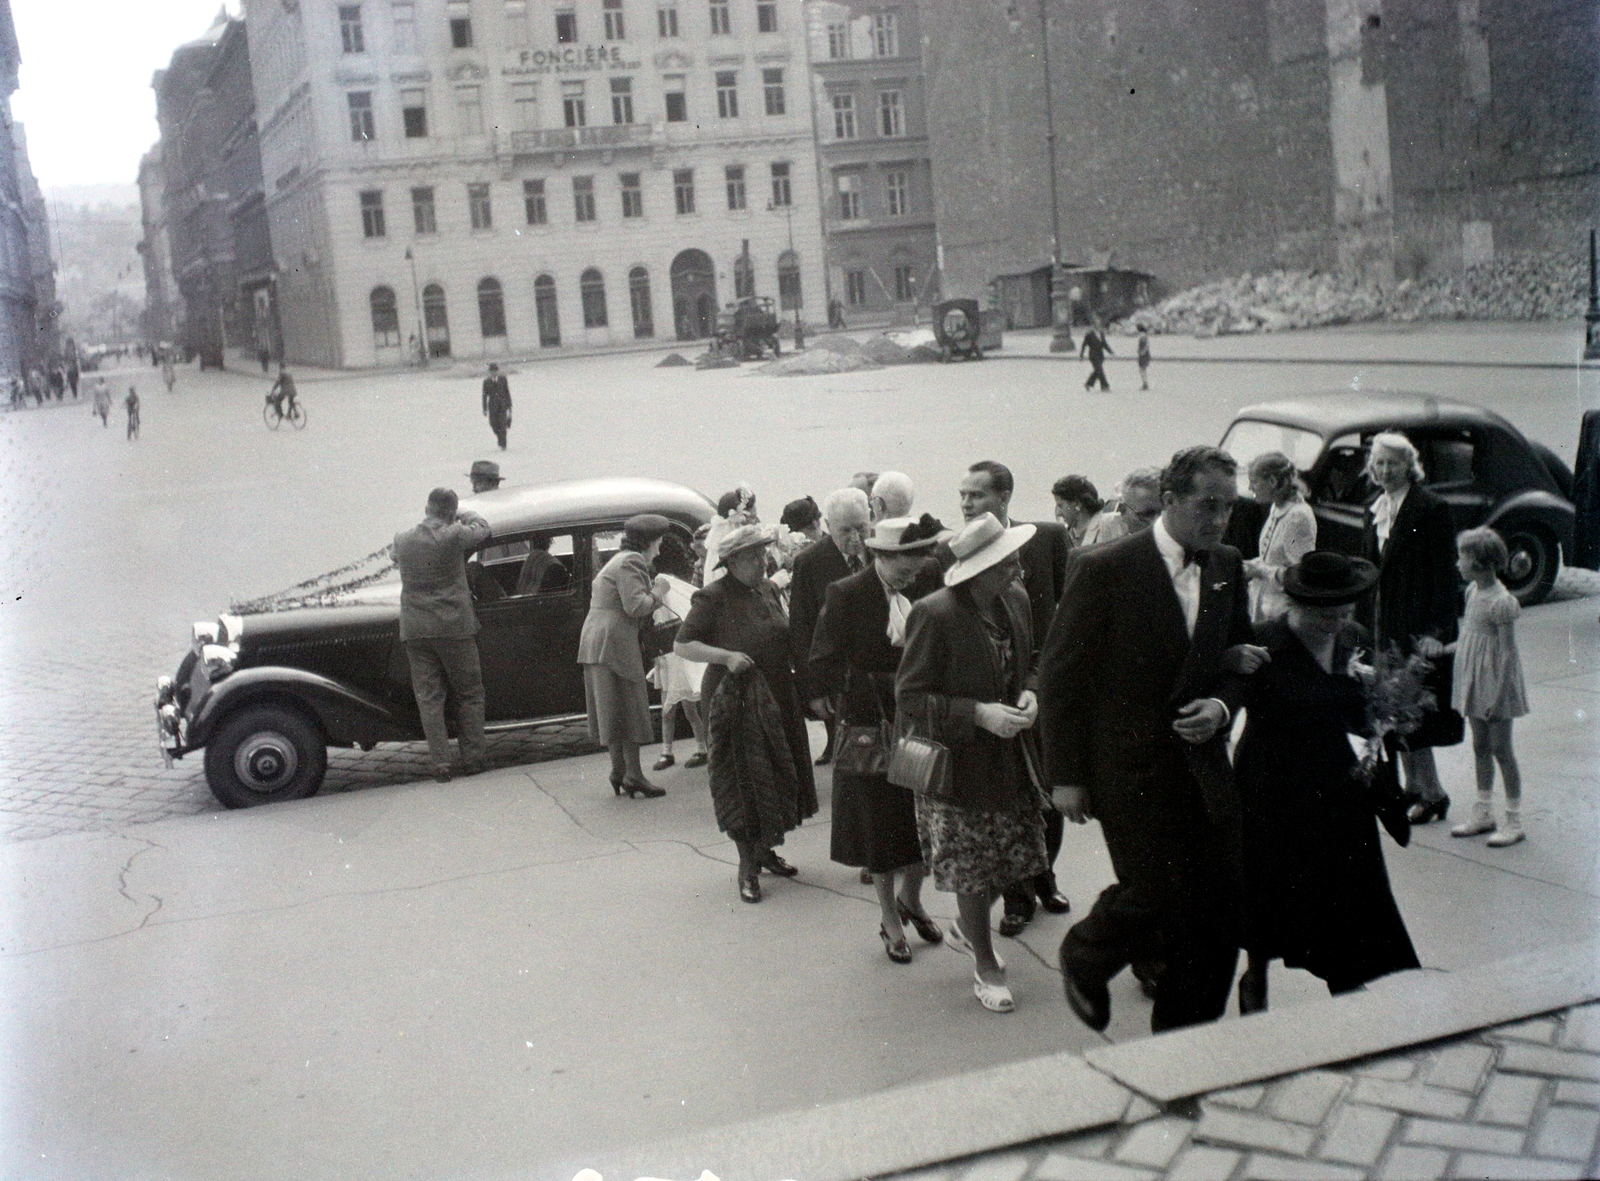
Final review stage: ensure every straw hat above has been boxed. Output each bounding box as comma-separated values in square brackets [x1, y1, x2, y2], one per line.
[942, 513, 1035, 587]
[714, 523, 775, 568]
[1282, 551, 1379, 605]
[866, 514, 945, 552]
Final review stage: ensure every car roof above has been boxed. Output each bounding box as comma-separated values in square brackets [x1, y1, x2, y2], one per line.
[1231, 392, 1521, 439]
[461, 477, 715, 534]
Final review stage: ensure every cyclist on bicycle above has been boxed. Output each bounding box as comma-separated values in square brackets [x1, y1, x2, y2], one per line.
[266, 366, 298, 416]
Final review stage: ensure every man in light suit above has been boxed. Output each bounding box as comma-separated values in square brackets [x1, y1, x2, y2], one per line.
[395, 487, 493, 782]
[1039, 446, 1262, 1033]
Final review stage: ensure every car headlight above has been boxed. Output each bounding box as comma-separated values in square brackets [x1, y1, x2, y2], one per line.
[192, 622, 219, 653]
[217, 614, 244, 645]
[200, 643, 237, 682]
[156, 676, 175, 707]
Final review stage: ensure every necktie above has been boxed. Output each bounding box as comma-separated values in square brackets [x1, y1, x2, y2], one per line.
[1182, 544, 1207, 569]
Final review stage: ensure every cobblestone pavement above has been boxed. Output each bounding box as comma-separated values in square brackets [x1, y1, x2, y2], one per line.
[894, 1003, 1600, 1181]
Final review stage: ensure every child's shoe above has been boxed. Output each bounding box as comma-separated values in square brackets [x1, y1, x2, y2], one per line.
[1451, 798, 1495, 837]
[1486, 809, 1525, 847]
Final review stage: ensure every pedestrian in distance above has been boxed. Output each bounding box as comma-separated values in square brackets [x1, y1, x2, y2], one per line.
[1080, 319, 1112, 392]
[1420, 527, 1529, 847]
[393, 487, 492, 782]
[467, 459, 503, 494]
[258, 346, 271, 373]
[811, 514, 948, 964]
[896, 513, 1049, 1013]
[676, 524, 820, 903]
[92, 380, 111, 427]
[577, 513, 676, 799]
[482, 363, 512, 450]
[66, 350, 78, 398]
[1243, 451, 1318, 623]
[1041, 445, 1264, 1034]
[124, 387, 140, 440]
[162, 354, 176, 393]
[1136, 325, 1151, 390]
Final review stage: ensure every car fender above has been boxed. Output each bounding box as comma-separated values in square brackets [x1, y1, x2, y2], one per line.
[1484, 491, 1575, 556]
[186, 666, 418, 752]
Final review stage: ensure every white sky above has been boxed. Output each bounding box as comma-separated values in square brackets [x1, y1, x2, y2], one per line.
[12, 0, 240, 189]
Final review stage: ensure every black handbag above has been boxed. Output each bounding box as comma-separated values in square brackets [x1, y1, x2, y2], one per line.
[832, 671, 890, 776]
[887, 698, 956, 802]
[639, 610, 681, 665]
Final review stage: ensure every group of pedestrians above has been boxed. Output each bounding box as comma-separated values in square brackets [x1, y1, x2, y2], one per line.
[394, 430, 1533, 1028]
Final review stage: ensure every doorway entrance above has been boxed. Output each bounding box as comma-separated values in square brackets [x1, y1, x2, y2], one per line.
[422, 283, 451, 357]
[669, 249, 717, 340]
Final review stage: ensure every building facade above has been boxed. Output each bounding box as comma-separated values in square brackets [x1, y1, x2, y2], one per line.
[0, 0, 58, 380]
[137, 146, 179, 345]
[921, 0, 1598, 301]
[804, 0, 935, 322]
[243, 0, 825, 368]
[152, 14, 274, 367]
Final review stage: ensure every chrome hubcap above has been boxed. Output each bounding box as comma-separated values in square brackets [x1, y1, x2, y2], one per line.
[234, 731, 298, 790]
[1507, 548, 1534, 581]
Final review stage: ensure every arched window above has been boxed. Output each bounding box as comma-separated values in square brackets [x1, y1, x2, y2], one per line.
[477, 277, 506, 338]
[580, 267, 608, 328]
[628, 266, 653, 339]
[534, 273, 560, 347]
[422, 282, 451, 357]
[369, 285, 400, 348]
[777, 249, 801, 311]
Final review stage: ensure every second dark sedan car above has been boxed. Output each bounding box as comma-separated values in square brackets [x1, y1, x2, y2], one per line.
[157, 477, 714, 808]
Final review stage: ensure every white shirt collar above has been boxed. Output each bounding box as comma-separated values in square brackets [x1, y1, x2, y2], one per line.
[1152, 516, 1187, 571]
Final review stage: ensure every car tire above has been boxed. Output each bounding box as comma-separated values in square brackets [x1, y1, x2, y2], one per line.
[204, 704, 327, 809]
[1498, 522, 1559, 606]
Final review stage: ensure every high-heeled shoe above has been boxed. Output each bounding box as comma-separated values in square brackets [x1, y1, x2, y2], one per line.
[896, 900, 943, 945]
[1406, 795, 1449, 824]
[880, 926, 913, 964]
[613, 776, 666, 799]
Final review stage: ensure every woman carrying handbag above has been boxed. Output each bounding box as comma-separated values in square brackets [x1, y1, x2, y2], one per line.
[895, 513, 1050, 1013]
[810, 516, 947, 964]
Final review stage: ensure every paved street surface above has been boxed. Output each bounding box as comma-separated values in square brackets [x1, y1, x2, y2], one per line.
[0, 322, 1596, 840]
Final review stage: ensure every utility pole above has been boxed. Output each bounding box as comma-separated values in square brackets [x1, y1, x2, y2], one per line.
[405, 247, 428, 367]
[1585, 228, 1600, 361]
[1041, 0, 1074, 352]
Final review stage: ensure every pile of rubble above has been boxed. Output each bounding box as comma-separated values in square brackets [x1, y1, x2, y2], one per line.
[752, 331, 942, 376]
[1127, 252, 1587, 336]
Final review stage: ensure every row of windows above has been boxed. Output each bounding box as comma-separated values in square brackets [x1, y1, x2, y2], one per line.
[835, 169, 912, 220]
[340, 0, 780, 55]
[346, 69, 786, 142]
[359, 164, 792, 238]
[824, 12, 898, 59]
[843, 264, 918, 307]
[369, 258, 801, 350]
[829, 90, 906, 140]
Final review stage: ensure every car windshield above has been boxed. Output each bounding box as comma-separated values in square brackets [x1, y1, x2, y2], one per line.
[1220, 419, 1324, 492]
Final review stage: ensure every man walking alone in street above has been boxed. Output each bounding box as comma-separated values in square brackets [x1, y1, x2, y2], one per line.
[394, 488, 493, 782]
[1080, 319, 1112, 392]
[482, 363, 512, 451]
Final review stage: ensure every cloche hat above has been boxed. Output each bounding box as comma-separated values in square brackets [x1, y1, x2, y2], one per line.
[1283, 551, 1379, 605]
[942, 513, 1035, 587]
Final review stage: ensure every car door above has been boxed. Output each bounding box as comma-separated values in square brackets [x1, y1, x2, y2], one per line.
[1411, 428, 1492, 533]
[470, 530, 587, 720]
[1309, 432, 1373, 556]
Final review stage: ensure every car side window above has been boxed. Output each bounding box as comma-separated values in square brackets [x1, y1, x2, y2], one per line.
[590, 529, 624, 580]
[1419, 433, 1476, 487]
[1318, 433, 1374, 506]
[469, 532, 576, 599]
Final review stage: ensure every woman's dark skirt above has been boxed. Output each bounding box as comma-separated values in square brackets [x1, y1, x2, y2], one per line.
[830, 770, 922, 874]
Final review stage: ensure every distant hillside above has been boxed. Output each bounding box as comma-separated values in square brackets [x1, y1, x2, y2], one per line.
[46, 188, 144, 344]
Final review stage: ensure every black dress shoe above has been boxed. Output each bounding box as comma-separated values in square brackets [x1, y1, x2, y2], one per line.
[1059, 943, 1111, 1032]
[739, 876, 762, 904]
[1036, 882, 1072, 914]
[998, 910, 1030, 938]
[761, 851, 799, 877]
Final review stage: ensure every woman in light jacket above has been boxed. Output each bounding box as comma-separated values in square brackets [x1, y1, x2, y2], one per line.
[1243, 451, 1318, 622]
[578, 513, 673, 799]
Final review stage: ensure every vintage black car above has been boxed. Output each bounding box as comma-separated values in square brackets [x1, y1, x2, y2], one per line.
[157, 478, 715, 808]
[1220, 393, 1598, 605]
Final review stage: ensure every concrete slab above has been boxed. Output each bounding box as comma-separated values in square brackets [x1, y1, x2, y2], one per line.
[1084, 940, 1600, 1103]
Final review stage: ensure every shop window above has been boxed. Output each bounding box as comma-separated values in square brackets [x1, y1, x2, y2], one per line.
[370, 286, 401, 347]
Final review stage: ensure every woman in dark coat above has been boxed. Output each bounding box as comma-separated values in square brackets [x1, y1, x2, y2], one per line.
[897, 513, 1048, 1013]
[810, 515, 947, 963]
[675, 524, 819, 903]
[1362, 433, 1464, 823]
[1234, 551, 1420, 1013]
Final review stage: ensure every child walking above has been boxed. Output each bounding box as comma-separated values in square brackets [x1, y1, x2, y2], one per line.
[1422, 528, 1528, 846]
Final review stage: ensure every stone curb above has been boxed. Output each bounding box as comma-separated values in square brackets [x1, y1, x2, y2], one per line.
[563, 939, 1600, 1181]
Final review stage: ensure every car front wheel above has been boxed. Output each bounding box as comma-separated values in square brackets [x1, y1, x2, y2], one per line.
[204, 704, 327, 809]
[1499, 522, 1559, 606]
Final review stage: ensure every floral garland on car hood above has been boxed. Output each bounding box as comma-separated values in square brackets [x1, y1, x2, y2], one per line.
[230, 545, 397, 614]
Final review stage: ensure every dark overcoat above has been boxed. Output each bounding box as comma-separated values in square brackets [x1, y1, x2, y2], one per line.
[788, 534, 854, 701]
[808, 565, 904, 725]
[1017, 520, 1070, 658]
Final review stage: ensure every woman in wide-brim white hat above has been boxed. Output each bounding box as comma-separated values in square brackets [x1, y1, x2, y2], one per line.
[894, 513, 1051, 1013]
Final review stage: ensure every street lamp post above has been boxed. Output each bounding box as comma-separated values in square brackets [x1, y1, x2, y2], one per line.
[1040, 0, 1074, 353]
[1585, 228, 1600, 361]
[405, 247, 427, 368]
[770, 200, 804, 348]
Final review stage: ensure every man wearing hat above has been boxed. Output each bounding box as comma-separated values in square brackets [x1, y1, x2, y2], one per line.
[482, 363, 512, 450]
[394, 487, 493, 782]
[468, 460, 503, 494]
[1039, 445, 1262, 1034]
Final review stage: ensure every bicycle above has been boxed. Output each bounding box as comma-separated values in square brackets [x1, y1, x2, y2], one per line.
[263, 393, 306, 430]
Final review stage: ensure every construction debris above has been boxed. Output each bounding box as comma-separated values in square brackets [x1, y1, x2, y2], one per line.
[655, 352, 692, 367]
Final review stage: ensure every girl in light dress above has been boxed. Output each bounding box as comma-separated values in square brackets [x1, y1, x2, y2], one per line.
[1419, 527, 1529, 846]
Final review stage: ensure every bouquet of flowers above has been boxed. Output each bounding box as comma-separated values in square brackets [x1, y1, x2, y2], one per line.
[1347, 641, 1438, 786]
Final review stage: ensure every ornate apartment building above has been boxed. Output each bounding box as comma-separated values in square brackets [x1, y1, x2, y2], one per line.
[242, 0, 824, 367]
[805, 0, 934, 321]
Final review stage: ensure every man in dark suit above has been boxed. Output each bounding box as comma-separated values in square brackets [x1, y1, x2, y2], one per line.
[482, 363, 512, 450]
[1039, 446, 1263, 1033]
[791, 487, 872, 766]
[959, 460, 1072, 932]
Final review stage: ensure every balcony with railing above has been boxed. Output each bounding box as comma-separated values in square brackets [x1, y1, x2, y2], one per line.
[508, 123, 658, 154]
